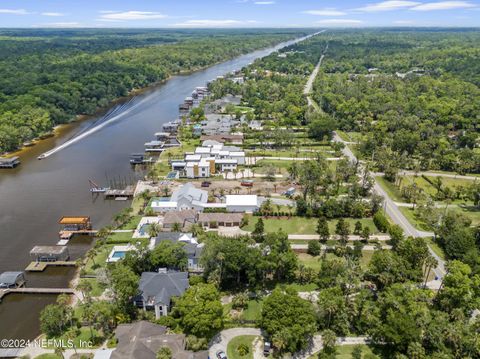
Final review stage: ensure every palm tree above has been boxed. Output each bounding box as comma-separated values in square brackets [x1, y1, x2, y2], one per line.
[172, 222, 182, 232]
[148, 223, 161, 238]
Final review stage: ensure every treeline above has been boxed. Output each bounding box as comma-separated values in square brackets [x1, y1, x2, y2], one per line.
[208, 35, 328, 127]
[312, 30, 480, 174]
[0, 29, 306, 153]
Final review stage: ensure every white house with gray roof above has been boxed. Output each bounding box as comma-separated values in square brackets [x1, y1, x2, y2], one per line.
[135, 271, 189, 319]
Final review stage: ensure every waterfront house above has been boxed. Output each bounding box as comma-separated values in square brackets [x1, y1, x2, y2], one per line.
[0, 271, 26, 288]
[30, 246, 70, 262]
[134, 270, 189, 318]
[171, 143, 245, 178]
[151, 183, 208, 212]
[111, 321, 208, 359]
[171, 183, 209, 210]
[163, 209, 198, 230]
[197, 212, 243, 228]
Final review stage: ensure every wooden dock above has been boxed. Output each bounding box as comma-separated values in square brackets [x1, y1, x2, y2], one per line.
[105, 186, 135, 198]
[59, 229, 98, 239]
[0, 287, 74, 300]
[25, 261, 77, 272]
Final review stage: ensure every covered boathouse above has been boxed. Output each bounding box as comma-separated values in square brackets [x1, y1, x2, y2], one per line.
[0, 156, 20, 168]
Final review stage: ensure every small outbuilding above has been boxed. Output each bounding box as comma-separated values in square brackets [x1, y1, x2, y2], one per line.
[225, 195, 259, 213]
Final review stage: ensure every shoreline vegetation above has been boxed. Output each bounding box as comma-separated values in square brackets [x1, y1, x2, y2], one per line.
[0, 29, 307, 155]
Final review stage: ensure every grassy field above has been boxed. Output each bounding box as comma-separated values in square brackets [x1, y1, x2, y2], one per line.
[227, 335, 258, 359]
[309, 344, 377, 359]
[242, 216, 380, 234]
[298, 251, 375, 271]
[375, 176, 403, 202]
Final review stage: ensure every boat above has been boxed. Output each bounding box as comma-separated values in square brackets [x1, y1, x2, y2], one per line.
[37, 154, 47, 160]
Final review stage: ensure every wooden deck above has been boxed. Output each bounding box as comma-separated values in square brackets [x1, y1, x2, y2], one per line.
[25, 261, 77, 272]
[59, 229, 97, 238]
[0, 287, 74, 300]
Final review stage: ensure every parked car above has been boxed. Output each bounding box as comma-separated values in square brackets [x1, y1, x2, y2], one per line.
[263, 341, 271, 356]
[201, 181, 212, 187]
[241, 180, 254, 187]
[216, 350, 227, 359]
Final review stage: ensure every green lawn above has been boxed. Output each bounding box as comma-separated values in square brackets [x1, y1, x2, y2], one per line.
[309, 344, 377, 359]
[299, 251, 374, 271]
[242, 299, 263, 321]
[227, 335, 258, 359]
[242, 216, 380, 234]
[426, 238, 446, 260]
[35, 355, 63, 359]
[375, 176, 403, 202]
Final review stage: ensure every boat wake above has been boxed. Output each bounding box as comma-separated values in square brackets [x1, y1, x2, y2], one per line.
[38, 94, 152, 159]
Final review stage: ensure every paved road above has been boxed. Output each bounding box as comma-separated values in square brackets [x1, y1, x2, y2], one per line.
[332, 132, 446, 278]
[289, 234, 390, 241]
[291, 244, 392, 251]
[208, 327, 368, 359]
[399, 171, 478, 181]
[209, 328, 263, 359]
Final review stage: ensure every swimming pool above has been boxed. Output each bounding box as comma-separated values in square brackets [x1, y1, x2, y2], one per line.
[111, 251, 127, 259]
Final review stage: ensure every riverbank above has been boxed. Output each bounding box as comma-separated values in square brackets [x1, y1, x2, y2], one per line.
[0, 32, 317, 342]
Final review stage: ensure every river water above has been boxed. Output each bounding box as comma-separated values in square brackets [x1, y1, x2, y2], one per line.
[0, 34, 314, 341]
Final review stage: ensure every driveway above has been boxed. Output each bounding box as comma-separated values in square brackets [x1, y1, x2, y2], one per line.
[209, 328, 263, 359]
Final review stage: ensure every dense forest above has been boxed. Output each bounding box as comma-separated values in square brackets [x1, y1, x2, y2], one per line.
[0, 29, 306, 153]
[206, 30, 480, 358]
[312, 30, 480, 174]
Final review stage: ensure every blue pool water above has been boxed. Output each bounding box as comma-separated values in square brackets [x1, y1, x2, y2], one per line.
[112, 251, 127, 259]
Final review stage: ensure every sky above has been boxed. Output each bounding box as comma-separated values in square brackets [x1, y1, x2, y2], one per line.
[0, 0, 479, 28]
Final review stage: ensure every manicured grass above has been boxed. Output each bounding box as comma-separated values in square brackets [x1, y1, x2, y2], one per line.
[227, 335, 257, 359]
[298, 251, 374, 271]
[105, 231, 135, 243]
[35, 355, 63, 359]
[398, 207, 431, 231]
[119, 215, 141, 230]
[426, 238, 446, 260]
[375, 176, 403, 202]
[242, 216, 379, 235]
[326, 344, 377, 359]
[242, 299, 263, 321]
[448, 205, 480, 226]
[297, 253, 322, 270]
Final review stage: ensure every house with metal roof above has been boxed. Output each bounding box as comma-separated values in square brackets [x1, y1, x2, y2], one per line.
[134, 271, 189, 319]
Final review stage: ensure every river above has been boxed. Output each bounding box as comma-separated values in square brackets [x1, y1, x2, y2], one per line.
[0, 33, 316, 341]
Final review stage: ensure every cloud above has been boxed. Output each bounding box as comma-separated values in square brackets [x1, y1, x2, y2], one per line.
[99, 11, 167, 20]
[303, 9, 347, 16]
[41, 12, 64, 17]
[254, 1, 275, 4]
[0, 8, 29, 15]
[410, 1, 476, 11]
[316, 19, 364, 26]
[356, 1, 420, 12]
[172, 19, 248, 27]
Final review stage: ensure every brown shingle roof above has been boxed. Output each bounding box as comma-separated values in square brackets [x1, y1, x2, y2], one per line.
[198, 213, 243, 223]
[163, 209, 198, 226]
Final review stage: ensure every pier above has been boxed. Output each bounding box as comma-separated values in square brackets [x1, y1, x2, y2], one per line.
[104, 186, 135, 199]
[0, 287, 75, 300]
[25, 261, 77, 272]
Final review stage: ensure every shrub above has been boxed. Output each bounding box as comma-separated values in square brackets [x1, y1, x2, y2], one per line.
[237, 343, 250, 356]
[373, 211, 390, 233]
[307, 241, 321, 256]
